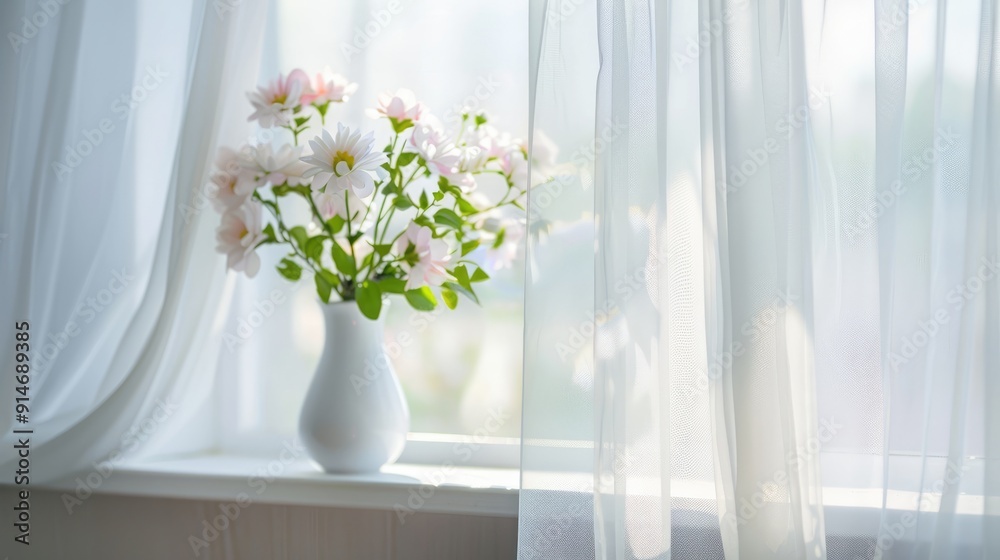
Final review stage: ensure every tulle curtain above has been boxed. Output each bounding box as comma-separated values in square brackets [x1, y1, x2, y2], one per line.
[520, 0, 998, 558]
[0, 0, 268, 481]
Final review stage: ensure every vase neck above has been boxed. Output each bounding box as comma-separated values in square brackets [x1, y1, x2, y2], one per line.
[320, 301, 384, 340]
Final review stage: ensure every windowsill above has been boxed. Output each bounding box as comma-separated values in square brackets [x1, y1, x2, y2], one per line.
[38, 453, 520, 518]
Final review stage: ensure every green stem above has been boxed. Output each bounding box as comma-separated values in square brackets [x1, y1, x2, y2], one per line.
[345, 193, 360, 286]
[257, 190, 345, 299]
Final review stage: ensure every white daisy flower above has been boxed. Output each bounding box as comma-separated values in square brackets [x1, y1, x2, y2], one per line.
[301, 124, 388, 198]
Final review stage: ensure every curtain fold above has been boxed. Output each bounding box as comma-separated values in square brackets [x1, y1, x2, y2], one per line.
[521, 0, 998, 558]
[0, 0, 268, 482]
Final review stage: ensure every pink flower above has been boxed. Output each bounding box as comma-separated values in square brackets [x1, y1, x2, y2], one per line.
[367, 88, 424, 123]
[396, 222, 450, 291]
[475, 125, 515, 159]
[247, 69, 310, 128]
[408, 123, 460, 175]
[210, 147, 255, 212]
[240, 144, 309, 188]
[442, 146, 487, 191]
[496, 147, 528, 190]
[216, 200, 266, 278]
[485, 218, 525, 271]
[312, 189, 367, 221]
[302, 72, 358, 105]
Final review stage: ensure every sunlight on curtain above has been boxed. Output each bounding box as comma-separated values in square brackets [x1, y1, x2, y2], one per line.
[0, 0, 269, 480]
[520, 0, 998, 558]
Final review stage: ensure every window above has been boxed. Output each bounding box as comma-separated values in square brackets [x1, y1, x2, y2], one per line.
[215, 0, 528, 463]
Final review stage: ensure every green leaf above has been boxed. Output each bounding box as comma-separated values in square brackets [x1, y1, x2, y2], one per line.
[276, 258, 302, 281]
[456, 196, 478, 215]
[376, 277, 406, 294]
[441, 286, 458, 310]
[294, 116, 310, 127]
[443, 281, 479, 305]
[356, 281, 383, 320]
[419, 190, 430, 209]
[262, 223, 278, 243]
[273, 185, 311, 198]
[461, 239, 480, 257]
[391, 118, 415, 134]
[381, 181, 398, 195]
[315, 271, 334, 303]
[434, 208, 463, 230]
[327, 215, 346, 234]
[331, 242, 356, 277]
[289, 226, 308, 250]
[453, 264, 473, 291]
[433, 191, 445, 202]
[305, 236, 325, 261]
[393, 196, 413, 210]
[413, 214, 434, 228]
[397, 151, 418, 167]
[470, 266, 490, 282]
[319, 269, 340, 287]
[404, 286, 438, 311]
[492, 228, 506, 249]
[372, 244, 393, 257]
[437, 176, 460, 195]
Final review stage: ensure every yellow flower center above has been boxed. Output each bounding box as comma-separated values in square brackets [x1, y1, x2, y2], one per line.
[273, 93, 287, 104]
[333, 150, 355, 171]
[239, 227, 249, 240]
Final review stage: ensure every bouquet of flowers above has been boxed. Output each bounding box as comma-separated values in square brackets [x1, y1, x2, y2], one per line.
[210, 69, 528, 320]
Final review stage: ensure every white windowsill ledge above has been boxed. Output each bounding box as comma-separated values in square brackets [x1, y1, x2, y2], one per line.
[39, 453, 520, 518]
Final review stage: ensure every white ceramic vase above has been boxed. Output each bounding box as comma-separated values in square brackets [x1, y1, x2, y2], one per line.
[299, 301, 409, 473]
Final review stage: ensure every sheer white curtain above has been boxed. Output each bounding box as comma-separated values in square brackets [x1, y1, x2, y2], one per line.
[520, 0, 998, 558]
[0, 0, 267, 481]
